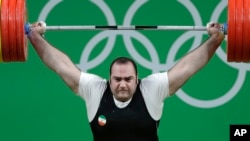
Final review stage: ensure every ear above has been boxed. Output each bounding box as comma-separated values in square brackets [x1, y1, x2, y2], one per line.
[136, 74, 139, 84]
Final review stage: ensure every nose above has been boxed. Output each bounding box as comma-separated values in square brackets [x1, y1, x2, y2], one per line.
[119, 80, 126, 88]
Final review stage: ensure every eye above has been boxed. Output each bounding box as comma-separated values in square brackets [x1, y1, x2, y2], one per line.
[114, 77, 121, 82]
[124, 77, 133, 82]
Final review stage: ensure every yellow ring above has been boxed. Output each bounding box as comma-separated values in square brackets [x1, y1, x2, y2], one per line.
[0, 0, 2, 62]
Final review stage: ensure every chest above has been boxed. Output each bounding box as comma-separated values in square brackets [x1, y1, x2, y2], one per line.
[90, 89, 159, 140]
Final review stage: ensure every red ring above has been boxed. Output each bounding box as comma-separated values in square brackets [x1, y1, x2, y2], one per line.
[0, 0, 3, 62]
[234, 0, 244, 62]
[1, 0, 10, 62]
[243, 0, 250, 62]
[9, 0, 17, 61]
[16, 0, 27, 61]
[227, 0, 236, 62]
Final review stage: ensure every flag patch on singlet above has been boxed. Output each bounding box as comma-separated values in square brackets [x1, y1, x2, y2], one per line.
[98, 115, 107, 126]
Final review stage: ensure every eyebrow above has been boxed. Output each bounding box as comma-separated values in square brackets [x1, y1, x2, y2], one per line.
[112, 76, 134, 80]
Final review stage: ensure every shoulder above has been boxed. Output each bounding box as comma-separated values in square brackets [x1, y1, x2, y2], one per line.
[78, 72, 107, 97]
[140, 72, 170, 100]
[79, 72, 107, 86]
[140, 72, 168, 85]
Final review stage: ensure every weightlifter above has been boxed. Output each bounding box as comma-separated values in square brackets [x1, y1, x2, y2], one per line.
[27, 21, 224, 141]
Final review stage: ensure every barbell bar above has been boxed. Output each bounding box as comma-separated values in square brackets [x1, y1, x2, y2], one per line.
[0, 0, 249, 63]
[44, 25, 215, 31]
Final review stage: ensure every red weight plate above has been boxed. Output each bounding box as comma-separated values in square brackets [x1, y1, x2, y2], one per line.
[0, 0, 2, 62]
[9, 0, 17, 61]
[16, 0, 27, 62]
[227, 0, 236, 62]
[243, 0, 250, 62]
[234, 0, 243, 62]
[1, 0, 10, 62]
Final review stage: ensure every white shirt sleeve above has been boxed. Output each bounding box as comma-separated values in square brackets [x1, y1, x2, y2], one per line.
[77, 72, 107, 122]
[140, 72, 170, 120]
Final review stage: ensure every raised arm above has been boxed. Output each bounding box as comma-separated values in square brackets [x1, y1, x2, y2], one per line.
[28, 22, 81, 93]
[167, 22, 225, 96]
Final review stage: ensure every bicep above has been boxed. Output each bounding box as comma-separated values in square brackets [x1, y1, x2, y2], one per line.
[57, 62, 81, 93]
[168, 64, 192, 95]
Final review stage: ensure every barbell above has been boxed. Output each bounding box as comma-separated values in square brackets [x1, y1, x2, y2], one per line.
[0, 0, 249, 63]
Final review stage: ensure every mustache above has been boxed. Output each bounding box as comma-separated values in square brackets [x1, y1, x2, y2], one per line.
[118, 89, 128, 91]
[118, 88, 128, 91]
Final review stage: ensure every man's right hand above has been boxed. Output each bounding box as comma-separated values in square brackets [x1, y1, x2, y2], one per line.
[28, 21, 47, 37]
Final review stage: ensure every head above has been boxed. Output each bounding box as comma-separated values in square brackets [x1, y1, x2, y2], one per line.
[109, 57, 138, 102]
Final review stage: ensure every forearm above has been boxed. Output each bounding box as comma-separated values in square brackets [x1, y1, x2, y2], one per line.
[168, 33, 224, 95]
[28, 32, 72, 74]
[28, 31, 81, 93]
[180, 34, 224, 75]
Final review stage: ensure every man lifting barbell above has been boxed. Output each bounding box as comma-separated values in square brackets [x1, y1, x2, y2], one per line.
[26, 21, 224, 141]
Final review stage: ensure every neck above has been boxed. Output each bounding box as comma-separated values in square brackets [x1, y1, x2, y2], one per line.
[113, 96, 132, 108]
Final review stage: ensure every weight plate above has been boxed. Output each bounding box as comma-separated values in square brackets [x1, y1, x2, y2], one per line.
[1, 0, 10, 62]
[234, 0, 243, 62]
[9, 0, 17, 61]
[16, 0, 27, 61]
[0, 0, 2, 62]
[227, 0, 236, 62]
[243, 0, 250, 62]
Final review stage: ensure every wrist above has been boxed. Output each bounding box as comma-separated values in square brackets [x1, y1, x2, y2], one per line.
[28, 30, 45, 42]
[209, 32, 225, 45]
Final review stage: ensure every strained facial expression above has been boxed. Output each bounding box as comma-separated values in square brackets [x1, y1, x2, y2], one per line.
[110, 62, 138, 102]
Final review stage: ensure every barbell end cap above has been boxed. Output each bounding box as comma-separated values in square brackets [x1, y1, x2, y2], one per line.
[24, 23, 31, 37]
[223, 23, 228, 35]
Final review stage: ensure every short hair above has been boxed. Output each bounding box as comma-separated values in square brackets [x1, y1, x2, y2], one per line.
[109, 57, 138, 76]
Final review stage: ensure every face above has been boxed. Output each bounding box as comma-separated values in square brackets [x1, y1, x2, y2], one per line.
[110, 62, 138, 102]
